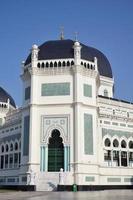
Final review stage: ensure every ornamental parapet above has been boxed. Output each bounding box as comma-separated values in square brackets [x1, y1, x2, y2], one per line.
[97, 96, 133, 121]
[5, 108, 22, 124]
[22, 58, 97, 74]
[0, 101, 9, 109]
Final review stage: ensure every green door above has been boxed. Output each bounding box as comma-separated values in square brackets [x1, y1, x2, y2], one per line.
[48, 129, 64, 171]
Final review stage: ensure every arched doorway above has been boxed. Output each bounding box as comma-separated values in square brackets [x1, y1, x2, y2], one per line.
[48, 129, 64, 171]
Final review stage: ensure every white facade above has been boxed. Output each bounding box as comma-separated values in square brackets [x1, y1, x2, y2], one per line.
[0, 39, 133, 191]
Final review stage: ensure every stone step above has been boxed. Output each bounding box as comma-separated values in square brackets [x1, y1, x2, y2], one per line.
[36, 172, 59, 191]
[36, 181, 58, 191]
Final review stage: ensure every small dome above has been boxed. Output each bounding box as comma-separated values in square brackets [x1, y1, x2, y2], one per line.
[25, 39, 113, 78]
[32, 44, 38, 49]
[74, 41, 80, 46]
[0, 87, 16, 108]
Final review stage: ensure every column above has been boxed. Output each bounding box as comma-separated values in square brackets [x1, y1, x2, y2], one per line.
[127, 151, 129, 167]
[40, 146, 43, 172]
[40, 145, 48, 172]
[13, 153, 14, 168]
[42, 146, 45, 171]
[119, 150, 121, 166]
[45, 145, 48, 171]
[67, 146, 70, 171]
[111, 150, 113, 166]
[64, 146, 70, 172]
[8, 154, 10, 169]
[64, 146, 67, 172]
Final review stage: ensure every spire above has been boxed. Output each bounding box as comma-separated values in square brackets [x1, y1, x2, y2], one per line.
[74, 31, 78, 42]
[60, 26, 64, 40]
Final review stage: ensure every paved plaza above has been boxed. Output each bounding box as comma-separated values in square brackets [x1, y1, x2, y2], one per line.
[0, 190, 133, 200]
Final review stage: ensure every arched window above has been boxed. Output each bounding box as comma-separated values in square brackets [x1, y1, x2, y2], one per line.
[71, 61, 74, 66]
[6, 144, 9, 152]
[10, 143, 13, 151]
[104, 89, 108, 97]
[46, 62, 49, 68]
[121, 140, 127, 148]
[104, 138, 111, 147]
[62, 61, 66, 67]
[58, 61, 61, 67]
[84, 63, 86, 67]
[15, 142, 18, 151]
[87, 63, 90, 69]
[54, 62, 57, 67]
[67, 61, 70, 66]
[81, 62, 83, 65]
[129, 141, 133, 149]
[1, 145, 4, 153]
[113, 139, 119, 147]
[37, 63, 40, 68]
[50, 62, 53, 67]
[41, 62, 45, 68]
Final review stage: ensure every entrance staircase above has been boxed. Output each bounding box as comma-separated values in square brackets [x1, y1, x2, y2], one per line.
[36, 172, 60, 191]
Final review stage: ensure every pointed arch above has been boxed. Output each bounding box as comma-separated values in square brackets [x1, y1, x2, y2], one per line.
[37, 63, 40, 68]
[46, 62, 49, 68]
[84, 63, 86, 67]
[62, 61, 66, 67]
[71, 61, 74, 66]
[67, 61, 70, 66]
[41, 62, 45, 68]
[54, 61, 57, 67]
[50, 62, 53, 67]
[58, 61, 61, 67]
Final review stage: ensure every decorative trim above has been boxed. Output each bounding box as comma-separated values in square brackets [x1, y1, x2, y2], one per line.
[85, 176, 95, 182]
[0, 133, 21, 144]
[107, 177, 121, 182]
[41, 83, 70, 96]
[124, 177, 133, 182]
[28, 65, 98, 79]
[41, 115, 70, 145]
[102, 128, 133, 139]
[84, 113, 93, 155]
[83, 84, 92, 97]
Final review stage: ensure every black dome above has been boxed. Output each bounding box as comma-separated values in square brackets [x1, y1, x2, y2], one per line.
[25, 39, 113, 78]
[0, 87, 16, 108]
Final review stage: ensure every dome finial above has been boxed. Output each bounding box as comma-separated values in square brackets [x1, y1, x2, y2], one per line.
[60, 26, 64, 40]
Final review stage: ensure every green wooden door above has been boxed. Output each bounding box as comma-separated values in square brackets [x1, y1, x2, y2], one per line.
[48, 129, 64, 172]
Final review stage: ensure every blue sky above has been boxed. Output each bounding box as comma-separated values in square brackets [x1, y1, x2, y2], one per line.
[0, 0, 133, 106]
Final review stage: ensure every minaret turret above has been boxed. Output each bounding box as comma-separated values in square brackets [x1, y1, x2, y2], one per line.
[73, 40, 82, 66]
[31, 44, 39, 68]
[94, 57, 98, 71]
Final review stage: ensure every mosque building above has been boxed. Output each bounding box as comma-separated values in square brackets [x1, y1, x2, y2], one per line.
[0, 35, 133, 191]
